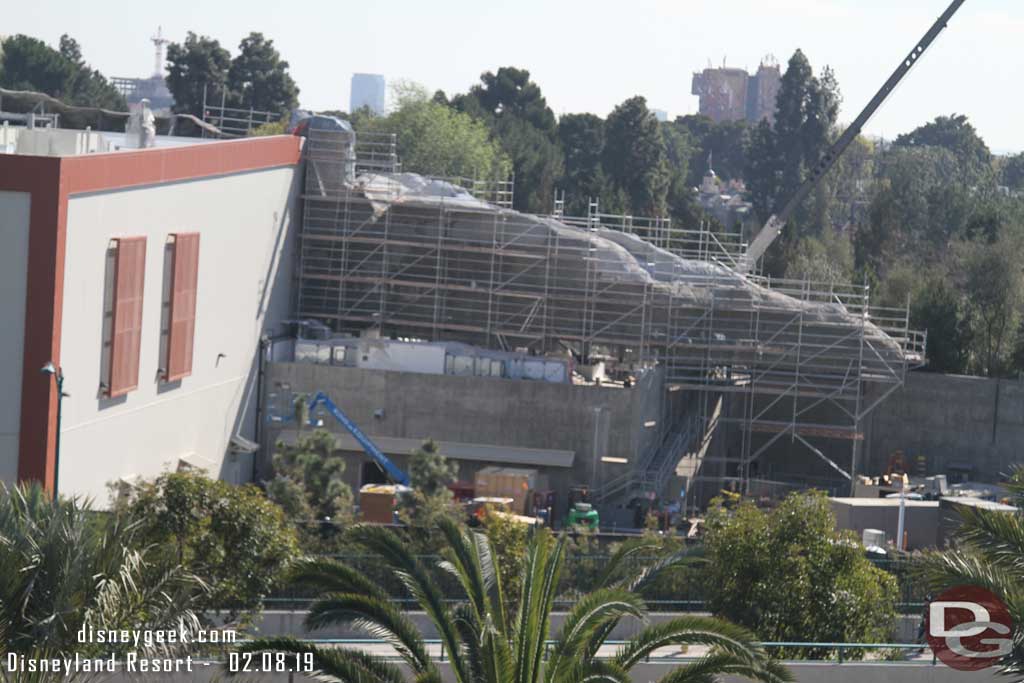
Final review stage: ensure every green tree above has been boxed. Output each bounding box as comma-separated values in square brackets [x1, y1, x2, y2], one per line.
[557, 113, 607, 215]
[55, 34, 125, 109]
[113, 469, 298, 621]
[241, 520, 791, 683]
[782, 230, 853, 284]
[854, 145, 966, 277]
[0, 34, 125, 110]
[661, 119, 707, 230]
[747, 50, 840, 273]
[745, 119, 780, 226]
[894, 114, 992, 183]
[365, 83, 510, 181]
[227, 32, 299, 113]
[165, 32, 232, 116]
[398, 440, 459, 530]
[703, 491, 897, 659]
[267, 429, 355, 550]
[0, 483, 203, 680]
[911, 271, 971, 374]
[962, 236, 1024, 377]
[603, 95, 670, 217]
[1002, 152, 1024, 191]
[453, 67, 562, 213]
[675, 115, 748, 187]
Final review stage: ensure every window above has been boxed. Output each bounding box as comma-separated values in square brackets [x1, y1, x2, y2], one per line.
[165, 233, 199, 381]
[108, 237, 147, 397]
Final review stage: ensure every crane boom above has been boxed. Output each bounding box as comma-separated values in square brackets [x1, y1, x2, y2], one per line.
[739, 0, 968, 273]
[306, 391, 411, 486]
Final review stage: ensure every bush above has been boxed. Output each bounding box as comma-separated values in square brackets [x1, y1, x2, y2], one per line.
[703, 490, 898, 658]
[112, 469, 299, 623]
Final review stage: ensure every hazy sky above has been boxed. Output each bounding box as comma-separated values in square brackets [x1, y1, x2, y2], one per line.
[8, 0, 1022, 152]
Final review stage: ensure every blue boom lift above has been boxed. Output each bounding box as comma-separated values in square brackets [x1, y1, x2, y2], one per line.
[290, 391, 411, 487]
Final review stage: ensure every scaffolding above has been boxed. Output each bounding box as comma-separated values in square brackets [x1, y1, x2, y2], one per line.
[294, 127, 926, 507]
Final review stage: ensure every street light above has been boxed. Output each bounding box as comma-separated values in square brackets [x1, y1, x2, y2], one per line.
[39, 362, 68, 498]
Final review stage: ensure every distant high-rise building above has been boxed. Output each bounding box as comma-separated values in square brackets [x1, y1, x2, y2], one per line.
[691, 57, 781, 125]
[651, 109, 669, 123]
[350, 73, 386, 115]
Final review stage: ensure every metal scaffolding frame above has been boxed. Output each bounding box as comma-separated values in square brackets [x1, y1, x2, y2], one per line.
[293, 128, 926, 507]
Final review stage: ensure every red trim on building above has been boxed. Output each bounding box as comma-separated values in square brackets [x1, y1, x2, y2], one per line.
[61, 135, 301, 195]
[2, 135, 301, 493]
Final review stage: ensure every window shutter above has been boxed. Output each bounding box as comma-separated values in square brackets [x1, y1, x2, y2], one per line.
[166, 233, 200, 381]
[109, 237, 147, 397]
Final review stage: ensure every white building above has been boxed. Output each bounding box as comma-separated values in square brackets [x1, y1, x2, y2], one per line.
[0, 127, 301, 501]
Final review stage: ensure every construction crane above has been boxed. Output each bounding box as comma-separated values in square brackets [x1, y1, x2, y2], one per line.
[304, 391, 411, 486]
[739, 0, 968, 273]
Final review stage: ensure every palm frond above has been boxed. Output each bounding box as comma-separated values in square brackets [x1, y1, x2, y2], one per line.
[347, 524, 469, 683]
[237, 636, 405, 683]
[288, 557, 389, 599]
[916, 548, 1024, 603]
[437, 518, 492, 627]
[956, 505, 1024, 574]
[305, 592, 433, 674]
[556, 659, 633, 683]
[593, 539, 662, 590]
[613, 616, 762, 671]
[546, 588, 645, 682]
[656, 652, 793, 683]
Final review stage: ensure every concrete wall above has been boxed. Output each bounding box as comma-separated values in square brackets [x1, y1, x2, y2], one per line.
[864, 372, 1024, 484]
[0, 191, 30, 486]
[75, 652, 1002, 683]
[261, 363, 669, 503]
[57, 166, 299, 502]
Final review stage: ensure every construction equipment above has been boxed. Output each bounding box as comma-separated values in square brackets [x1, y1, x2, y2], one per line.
[740, 0, 969, 272]
[566, 486, 600, 530]
[304, 391, 411, 486]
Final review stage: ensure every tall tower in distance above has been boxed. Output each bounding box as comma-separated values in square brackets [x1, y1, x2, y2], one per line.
[350, 73, 386, 115]
[151, 26, 170, 78]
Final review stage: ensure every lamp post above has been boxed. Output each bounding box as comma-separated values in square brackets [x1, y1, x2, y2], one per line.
[40, 362, 67, 498]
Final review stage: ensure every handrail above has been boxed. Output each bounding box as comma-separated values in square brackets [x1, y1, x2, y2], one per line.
[225, 637, 938, 665]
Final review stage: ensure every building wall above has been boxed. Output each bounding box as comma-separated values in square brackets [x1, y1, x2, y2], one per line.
[830, 498, 940, 550]
[57, 166, 299, 501]
[0, 191, 30, 486]
[691, 68, 749, 123]
[864, 372, 1024, 484]
[261, 363, 668, 501]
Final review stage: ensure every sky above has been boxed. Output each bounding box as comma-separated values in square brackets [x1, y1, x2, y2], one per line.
[7, 0, 1023, 153]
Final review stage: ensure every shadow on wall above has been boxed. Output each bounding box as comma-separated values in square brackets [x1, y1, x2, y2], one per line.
[219, 170, 300, 485]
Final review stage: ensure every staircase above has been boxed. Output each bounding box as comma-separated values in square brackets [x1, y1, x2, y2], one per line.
[597, 415, 701, 504]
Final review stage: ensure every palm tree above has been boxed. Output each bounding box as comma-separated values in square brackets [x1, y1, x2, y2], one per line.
[241, 519, 790, 683]
[919, 469, 1024, 675]
[0, 483, 204, 683]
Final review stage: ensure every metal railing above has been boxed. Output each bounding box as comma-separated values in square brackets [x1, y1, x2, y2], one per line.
[257, 555, 928, 614]
[225, 637, 940, 665]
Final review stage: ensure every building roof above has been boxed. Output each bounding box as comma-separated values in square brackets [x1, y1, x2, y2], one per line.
[830, 497, 938, 508]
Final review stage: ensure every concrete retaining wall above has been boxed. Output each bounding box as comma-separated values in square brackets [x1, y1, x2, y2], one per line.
[261, 363, 669, 505]
[864, 372, 1024, 484]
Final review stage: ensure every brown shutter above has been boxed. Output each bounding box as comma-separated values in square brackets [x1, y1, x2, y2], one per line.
[166, 233, 200, 381]
[109, 237, 147, 397]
